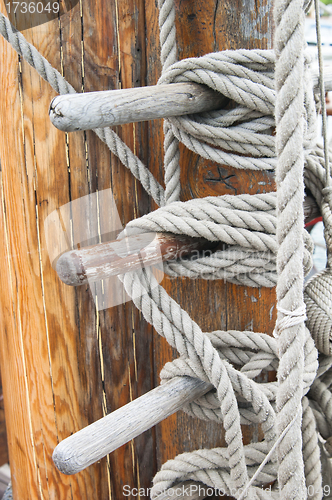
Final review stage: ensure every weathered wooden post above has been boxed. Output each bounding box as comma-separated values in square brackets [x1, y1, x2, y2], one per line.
[0, 0, 275, 498]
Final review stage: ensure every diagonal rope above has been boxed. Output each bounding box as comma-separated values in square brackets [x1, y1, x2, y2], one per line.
[0, 12, 165, 207]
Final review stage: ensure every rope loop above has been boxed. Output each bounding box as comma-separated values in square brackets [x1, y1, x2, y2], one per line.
[273, 305, 307, 338]
[150, 326, 319, 499]
[123, 192, 314, 286]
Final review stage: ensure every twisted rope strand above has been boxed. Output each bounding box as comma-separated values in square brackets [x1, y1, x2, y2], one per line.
[302, 397, 323, 499]
[274, 0, 307, 498]
[158, 0, 180, 204]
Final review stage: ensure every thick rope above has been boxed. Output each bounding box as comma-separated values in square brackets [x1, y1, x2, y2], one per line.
[158, 0, 180, 204]
[154, 350, 327, 500]
[159, 328, 317, 425]
[274, 0, 307, 498]
[157, 49, 316, 172]
[121, 268, 255, 495]
[123, 192, 314, 285]
[302, 397, 323, 499]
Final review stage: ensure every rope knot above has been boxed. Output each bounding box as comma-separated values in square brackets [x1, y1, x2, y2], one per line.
[152, 327, 318, 498]
[158, 49, 277, 173]
[273, 305, 307, 339]
[157, 48, 317, 178]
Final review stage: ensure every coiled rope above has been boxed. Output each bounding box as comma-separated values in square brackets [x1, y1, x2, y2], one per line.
[1, 1, 332, 499]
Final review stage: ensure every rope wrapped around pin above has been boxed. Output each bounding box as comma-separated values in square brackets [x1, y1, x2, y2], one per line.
[1, 0, 330, 496]
[147, 323, 318, 498]
[157, 48, 317, 173]
[123, 192, 314, 287]
[116, 265, 320, 499]
[115, 44, 317, 289]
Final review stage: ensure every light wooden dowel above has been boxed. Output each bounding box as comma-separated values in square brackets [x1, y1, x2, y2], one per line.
[49, 67, 332, 132]
[53, 377, 212, 475]
[56, 194, 319, 286]
[56, 233, 210, 286]
[49, 82, 226, 131]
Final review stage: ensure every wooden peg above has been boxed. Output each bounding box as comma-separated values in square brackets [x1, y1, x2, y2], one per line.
[49, 82, 226, 132]
[56, 194, 319, 286]
[53, 377, 212, 475]
[49, 68, 332, 132]
[56, 232, 211, 286]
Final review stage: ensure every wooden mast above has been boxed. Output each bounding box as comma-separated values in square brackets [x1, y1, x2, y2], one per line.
[0, 0, 275, 498]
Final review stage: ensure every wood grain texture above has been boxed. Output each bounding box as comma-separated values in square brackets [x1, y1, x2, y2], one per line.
[53, 377, 212, 475]
[0, 373, 8, 468]
[0, 1, 275, 499]
[49, 83, 226, 131]
[0, 18, 69, 500]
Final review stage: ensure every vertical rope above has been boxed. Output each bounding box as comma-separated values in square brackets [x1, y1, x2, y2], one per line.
[274, 0, 307, 498]
[158, 0, 181, 204]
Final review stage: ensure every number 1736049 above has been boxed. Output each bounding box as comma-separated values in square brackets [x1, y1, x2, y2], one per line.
[6, 2, 59, 14]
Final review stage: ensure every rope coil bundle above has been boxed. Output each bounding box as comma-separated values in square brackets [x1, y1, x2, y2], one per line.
[124, 192, 315, 287]
[304, 149, 332, 357]
[158, 48, 319, 172]
[1, 1, 332, 499]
